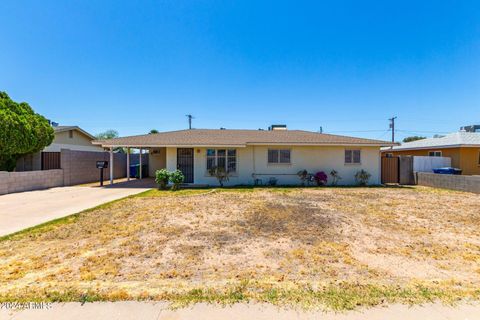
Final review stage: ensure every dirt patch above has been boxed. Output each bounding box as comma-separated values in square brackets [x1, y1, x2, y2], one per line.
[1, 186, 480, 308]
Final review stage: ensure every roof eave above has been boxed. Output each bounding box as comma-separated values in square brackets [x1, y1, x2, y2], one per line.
[56, 126, 97, 140]
[93, 142, 395, 148]
[385, 144, 475, 151]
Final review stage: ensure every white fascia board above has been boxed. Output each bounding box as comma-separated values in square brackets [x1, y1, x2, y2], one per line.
[94, 144, 247, 148]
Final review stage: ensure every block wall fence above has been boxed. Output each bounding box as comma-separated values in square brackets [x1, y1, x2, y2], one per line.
[1, 149, 148, 195]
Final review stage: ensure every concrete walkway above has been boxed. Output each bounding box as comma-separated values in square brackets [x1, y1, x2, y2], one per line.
[0, 180, 152, 237]
[1, 302, 480, 320]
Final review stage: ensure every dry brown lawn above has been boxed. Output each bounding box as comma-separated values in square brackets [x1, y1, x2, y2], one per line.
[1, 186, 480, 309]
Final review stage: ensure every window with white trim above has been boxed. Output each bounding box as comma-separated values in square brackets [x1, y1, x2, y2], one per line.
[345, 149, 361, 164]
[428, 151, 442, 157]
[268, 149, 291, 164]
[206, 149, 237, 173]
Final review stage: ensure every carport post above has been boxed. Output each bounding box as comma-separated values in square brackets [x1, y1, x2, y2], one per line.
[127, 147, 130, 181]
[109, 147, 113, 185]
[139, 148, 143, 179]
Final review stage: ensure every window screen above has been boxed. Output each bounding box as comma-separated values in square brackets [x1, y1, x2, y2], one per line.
[345, 149, 361, 164]
[206, 149, 237, 173]
[268, 149, 291, 164]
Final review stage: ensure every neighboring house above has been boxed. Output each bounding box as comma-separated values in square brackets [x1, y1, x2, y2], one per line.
[381, 132, 480, 175]
[93, 127, 394, 185]
[16, 126, 104, 171]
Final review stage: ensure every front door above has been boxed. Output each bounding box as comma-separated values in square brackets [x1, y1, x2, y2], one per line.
[177, 148, 194, 183]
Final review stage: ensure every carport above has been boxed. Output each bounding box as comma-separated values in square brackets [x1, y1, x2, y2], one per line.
[108, 147, 147, 185]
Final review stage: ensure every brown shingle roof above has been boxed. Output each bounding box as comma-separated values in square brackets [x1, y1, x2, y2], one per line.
[93, 129, 394, 147]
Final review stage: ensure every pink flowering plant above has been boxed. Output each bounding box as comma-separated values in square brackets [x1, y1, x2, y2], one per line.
[313, 171, 328, 186]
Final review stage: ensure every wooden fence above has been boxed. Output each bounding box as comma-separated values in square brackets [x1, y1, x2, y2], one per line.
[41, 152, 61, 170]
[381, 157, 399, 184]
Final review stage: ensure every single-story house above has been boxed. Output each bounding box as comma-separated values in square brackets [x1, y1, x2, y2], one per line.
[16, 125, 104, 171]
[93, 127, 394, 186]
[381, 131, 480, 175]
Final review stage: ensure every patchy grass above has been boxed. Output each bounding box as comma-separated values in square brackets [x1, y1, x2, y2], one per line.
[1, 186, 480, 310]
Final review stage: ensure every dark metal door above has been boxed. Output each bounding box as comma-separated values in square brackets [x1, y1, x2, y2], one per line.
[177, 148, 194, 183]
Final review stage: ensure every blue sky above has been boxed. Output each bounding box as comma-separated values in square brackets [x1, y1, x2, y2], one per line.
[1, 0, 479, 141]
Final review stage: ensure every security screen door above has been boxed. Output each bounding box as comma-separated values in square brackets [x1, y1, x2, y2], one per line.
[177, 148, 194, 183]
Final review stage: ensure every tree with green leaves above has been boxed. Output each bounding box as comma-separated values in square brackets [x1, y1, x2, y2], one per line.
[95, 129, 119, 140]
[402, 136, 426, 143]
[95, 129, 125, 153]
[149, 129, 159, 134]
[0, 92, 54, 171]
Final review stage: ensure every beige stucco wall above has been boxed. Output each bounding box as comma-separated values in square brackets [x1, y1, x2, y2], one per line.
[159, 145, 381, 186]
[148, 148, 167, 177]
[44, 130, 104, 152]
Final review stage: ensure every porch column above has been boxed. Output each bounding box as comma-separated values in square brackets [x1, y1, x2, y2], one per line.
[109, 147, 113, 185]
[139, 148, 143, 179]
[127, 147, 130, 181]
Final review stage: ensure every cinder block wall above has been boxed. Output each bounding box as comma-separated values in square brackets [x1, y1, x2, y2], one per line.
[417, 172, 480, 194]
[61, 149, 129, 185]
[0, 150, 150, 195]
[0, 170, 64, 195]
[60, 149, 148, 185]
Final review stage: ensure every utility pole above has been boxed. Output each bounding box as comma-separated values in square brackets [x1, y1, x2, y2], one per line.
[389, 116, 397, 143]
[186, 114, 194, 129]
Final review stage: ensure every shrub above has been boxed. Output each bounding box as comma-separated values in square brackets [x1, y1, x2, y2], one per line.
[355, 169, 371, 186]
[155, 169, 170, 190]
[169, 170, 185, 191]
[330, 170, 342, 186]
[297, 170, 313, 186]
[208, 166, 230, 187]
[313, 171, 328, 186]
[268, 177, 278, 186]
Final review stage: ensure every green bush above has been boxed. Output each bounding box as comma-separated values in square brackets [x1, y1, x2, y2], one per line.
[330, 170, 342, 186]
[155, 169, 170, 189]
[169, 170, 185, 191]
[355, 169, 371, 186]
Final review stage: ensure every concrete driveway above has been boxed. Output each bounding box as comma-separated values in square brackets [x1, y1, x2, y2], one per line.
[0, 179, 152, 237]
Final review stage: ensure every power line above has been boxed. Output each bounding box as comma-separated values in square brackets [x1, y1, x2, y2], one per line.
[396, 129, 450, 134]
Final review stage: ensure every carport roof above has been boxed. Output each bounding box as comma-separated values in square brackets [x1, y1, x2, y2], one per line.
[93, 129, 395, 148]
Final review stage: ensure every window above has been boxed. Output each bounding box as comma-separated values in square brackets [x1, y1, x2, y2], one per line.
[206, 149, 237, 173]
[268, 149, 291, 164]
[68, 130, 73, 138]
[385, 153, 394, 158]
[345, 149, 361, 164]
[428, 151, 442, 157]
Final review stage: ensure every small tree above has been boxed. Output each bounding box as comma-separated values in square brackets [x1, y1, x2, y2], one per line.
[155, 169, 170, 190]
[149, 129, 159, 134]
[0, 92, 54, 171]
[208, 166, 230, 187]
[169, 170, 184, 191]
[355, 169, 371, 186]
[313, 171, 328, 186]
[330, 170, 342, 186]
